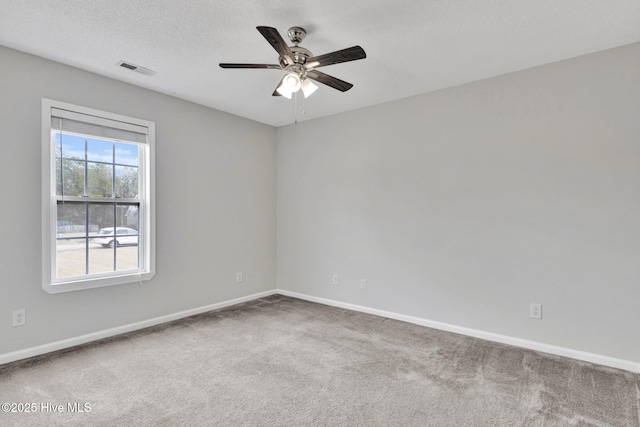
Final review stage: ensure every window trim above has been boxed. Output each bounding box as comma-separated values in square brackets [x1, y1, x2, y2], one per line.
[41, 98, 155, 293]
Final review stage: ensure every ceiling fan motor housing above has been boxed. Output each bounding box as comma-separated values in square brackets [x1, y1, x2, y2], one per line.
[280, 45, 313, 74]
[287, 26, 306, 45]
[282, 26, 312, 73]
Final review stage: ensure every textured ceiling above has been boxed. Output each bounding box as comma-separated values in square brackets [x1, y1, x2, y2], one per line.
[1, 0, 639, 127]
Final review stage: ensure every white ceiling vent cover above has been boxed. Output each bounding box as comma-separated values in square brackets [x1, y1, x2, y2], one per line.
[116, 61, 156, 76]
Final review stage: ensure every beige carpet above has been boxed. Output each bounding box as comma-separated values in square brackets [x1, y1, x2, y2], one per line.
[1, 295, 638, 426]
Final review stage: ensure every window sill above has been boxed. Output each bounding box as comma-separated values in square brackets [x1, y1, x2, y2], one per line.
[43, 270, 155, 294]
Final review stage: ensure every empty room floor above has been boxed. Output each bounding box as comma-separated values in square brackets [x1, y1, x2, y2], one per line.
[1, 295, 638, 426]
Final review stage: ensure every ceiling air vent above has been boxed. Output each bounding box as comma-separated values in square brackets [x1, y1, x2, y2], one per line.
[116, 61, 156, 76]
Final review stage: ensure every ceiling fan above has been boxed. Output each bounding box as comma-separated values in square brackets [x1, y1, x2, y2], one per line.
[219, 26, 366, 99]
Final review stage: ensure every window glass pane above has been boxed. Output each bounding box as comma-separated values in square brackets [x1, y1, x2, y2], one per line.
[55, 133, 60, 158]
[87, 162, 113, 197]
[57, 242, 88, 279]
[90, 203, 115, 235]
[87, 138, 113, 163]
[58, 133, 85, 159]
[88, 204, 115, 274]
[57, 201, 86, 230]
[88, 245, 114, 275]
[115, 204, 139, 270]
[118, 203, 139, 230]
[56, 202, 87, 278]
[116, 244, 139, 272]
[115, 142, 139, 166]
[56, 133, 86, 197]
[115, 166, 139, 198]
[57, 159, 85, 197]
[55, 158, 62, 195]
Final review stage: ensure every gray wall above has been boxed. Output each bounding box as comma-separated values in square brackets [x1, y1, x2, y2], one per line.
[0, 46, 277, 354]
[3, 41, 639, 365]
[277, 43, 640, 362]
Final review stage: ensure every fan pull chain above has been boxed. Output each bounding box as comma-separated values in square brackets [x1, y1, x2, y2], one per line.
[294, 91, 298, 124]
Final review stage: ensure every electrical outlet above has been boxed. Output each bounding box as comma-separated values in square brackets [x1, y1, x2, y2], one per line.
[236, 272, 243, 283]
[332, 274, 339, 285]
[12, 309, 26, 327]
[360, 279, 366, 289]
[530, 303, 542, 319]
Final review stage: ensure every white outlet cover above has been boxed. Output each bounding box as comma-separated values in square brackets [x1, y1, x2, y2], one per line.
[530, 303, 542, 319]
[12, 309, 26, 326]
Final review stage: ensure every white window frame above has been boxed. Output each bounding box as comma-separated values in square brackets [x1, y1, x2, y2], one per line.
[41, 99, 155, 293]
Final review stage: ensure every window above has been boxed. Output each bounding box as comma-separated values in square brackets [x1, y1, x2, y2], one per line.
[42, 99, 155, 293]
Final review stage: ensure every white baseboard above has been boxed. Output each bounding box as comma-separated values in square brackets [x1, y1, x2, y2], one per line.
[277, 289, 640, 374]
[0, 290, 277, 366]
[3, 288, 638, 374]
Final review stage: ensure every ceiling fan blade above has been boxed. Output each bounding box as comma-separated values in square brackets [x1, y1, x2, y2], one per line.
[306, 70, 353, 92]
[219, 63, 281, 69]
[304, 46, 366, 69]
[257, 26, 294, 63]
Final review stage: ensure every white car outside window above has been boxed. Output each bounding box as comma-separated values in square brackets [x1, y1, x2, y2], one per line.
[94, 227, 139, 248]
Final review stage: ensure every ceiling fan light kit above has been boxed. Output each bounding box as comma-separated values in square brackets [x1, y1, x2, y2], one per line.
[283, 73, 301, 91]
[276, 72, 302, 98]
[219, 26, 366, 99]
[301, 79, 318, 98]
